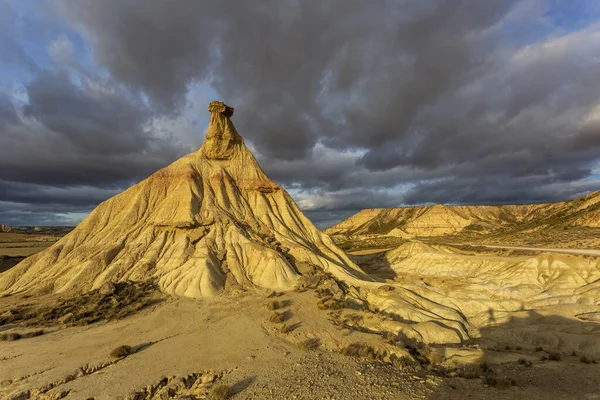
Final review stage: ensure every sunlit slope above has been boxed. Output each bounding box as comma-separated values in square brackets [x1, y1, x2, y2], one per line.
[0, 102, 369, 298]
[326, 192, 600, 246]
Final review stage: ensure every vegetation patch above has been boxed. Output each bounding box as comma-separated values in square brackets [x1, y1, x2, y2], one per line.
[0, 329, 44, 341]
[317, 297, 345, 310]
[0, 280, 158, 327]
[266, 300, 282, 310]
[268, 311, 286, 323]
[209, 384, 233, 400]
[110, 345, 133, 359]
[517, 358, 533, 367]
[297, 338, 320, 351]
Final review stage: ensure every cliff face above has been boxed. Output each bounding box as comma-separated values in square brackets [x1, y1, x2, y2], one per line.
[0, 101, 369, 298]
[325, 192, 600, 241]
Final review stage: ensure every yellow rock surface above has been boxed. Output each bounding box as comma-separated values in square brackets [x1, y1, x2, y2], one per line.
[325, 194, 600, 238]
[0, 102, 369, 298]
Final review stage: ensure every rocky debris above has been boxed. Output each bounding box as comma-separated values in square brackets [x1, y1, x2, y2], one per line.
[125, 370, 231, 400]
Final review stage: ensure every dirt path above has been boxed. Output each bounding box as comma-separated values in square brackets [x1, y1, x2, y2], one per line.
[461, 243, 600, 257]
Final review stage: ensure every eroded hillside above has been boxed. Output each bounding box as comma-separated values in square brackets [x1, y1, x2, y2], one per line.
[326, 191, 600, 248]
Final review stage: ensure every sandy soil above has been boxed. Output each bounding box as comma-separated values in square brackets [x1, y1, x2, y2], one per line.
[2, 287, 600, 399]
[0, 291, 435, 399]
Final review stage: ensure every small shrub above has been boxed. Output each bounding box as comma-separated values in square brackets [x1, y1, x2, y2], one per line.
[110, 345, 133, 358]
[340, 343, 384, 361]
[426, 350, 444, 367]
[266, 300, 282, 311]
[517, 358, 532, 367]
[385, 331, 398, 344]
[297, 338, 320, 351]
[547, 352, 561, 361]
[343, 313, 363, 325]
[315, 288, 333, 298]
[581, 355, 592, 364]
[0, 332, 20, 341]
[456, 364, 483, 379]
[209, 384, 233, 400]
[0, 330, 44, 341]
[483, 376, 516, 388]
[580, 355, 596, 364]
[480, 361, 490, 373]
[268, 312, 285, 323]
[23, 330, 44, 338]
[317, 298, 345, 310]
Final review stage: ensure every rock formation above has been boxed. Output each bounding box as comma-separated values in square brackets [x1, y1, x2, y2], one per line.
[325, 192, 600, 247]
[0, 101, 369, 298]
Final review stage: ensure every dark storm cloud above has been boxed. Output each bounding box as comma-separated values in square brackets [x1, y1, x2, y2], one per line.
[0, 65, 188, 223]
[2, 0, 600, 227]
[59, 0, 516, 160]
[0, 70, 188, 187]
[0, 180, 120, 207]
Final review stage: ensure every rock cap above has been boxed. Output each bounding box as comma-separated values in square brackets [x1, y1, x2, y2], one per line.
[208, 101, 234, 118]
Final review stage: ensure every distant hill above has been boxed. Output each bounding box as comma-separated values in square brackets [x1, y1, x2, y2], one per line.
[0, 226, 74, 235]
[325, 191, 600, 248]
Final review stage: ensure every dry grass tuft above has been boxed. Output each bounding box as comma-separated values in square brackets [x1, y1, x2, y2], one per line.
[266, 300, 282, 311]
[209, 384, 233, 400]
[456, 364, 484, 379]
[580, 355, 597, 364]
[0, 330, 44, 341]
[548, 352, 561, 361]
[482, 376, 516, 388]
[541, 352, 561, 361]
[268, 312, 285, 323]
[110, 345, 133, 358]
[297, 338, 320, 351]
[317, 297, 345, 310]
[518, 358, 533, 367]
[0, 332, 21, 341]
[340, 342, 388, 362]
[0, 280, 157, 328]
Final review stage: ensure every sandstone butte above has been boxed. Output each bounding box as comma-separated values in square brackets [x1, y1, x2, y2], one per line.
[325, 192, 600, 239]
[2, 102, 600, 350]
[0, 101, 371, 299]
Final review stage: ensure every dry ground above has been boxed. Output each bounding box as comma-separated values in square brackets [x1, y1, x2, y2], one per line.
[2, 286, 600, 399]
[0, 232, 62, 274]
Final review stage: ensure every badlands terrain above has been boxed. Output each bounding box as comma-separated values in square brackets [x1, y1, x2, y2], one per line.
[1, 102, 600, 400]
[0, 226, 71, 274]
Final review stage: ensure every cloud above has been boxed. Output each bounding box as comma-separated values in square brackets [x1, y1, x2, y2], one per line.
[0, 68, 188, 186]
[1, 0, 600, 227]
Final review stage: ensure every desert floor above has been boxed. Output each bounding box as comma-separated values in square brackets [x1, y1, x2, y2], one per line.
[0, 232, 60, 274]
[2, 286, 600, 400]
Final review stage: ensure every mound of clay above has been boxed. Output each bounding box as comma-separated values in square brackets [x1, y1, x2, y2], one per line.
[0, 101, 369, 298]
[325, 192, 600, 245]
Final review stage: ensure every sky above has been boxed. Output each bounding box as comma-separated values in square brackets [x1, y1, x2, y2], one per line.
[1, 0, 600, 229]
